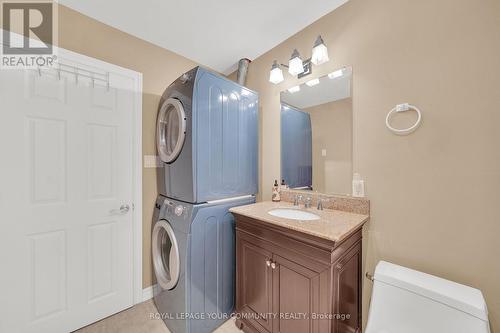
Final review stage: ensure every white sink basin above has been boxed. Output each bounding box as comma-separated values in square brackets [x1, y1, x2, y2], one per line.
[268, 208, 320, 221]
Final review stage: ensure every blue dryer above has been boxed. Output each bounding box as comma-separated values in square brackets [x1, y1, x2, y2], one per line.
[152, 195, 255, 333]
[280, 103, 312, 189]
[156, 67, 259, 204]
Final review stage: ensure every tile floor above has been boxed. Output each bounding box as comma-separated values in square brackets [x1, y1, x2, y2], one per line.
[74, 300, 240, 333]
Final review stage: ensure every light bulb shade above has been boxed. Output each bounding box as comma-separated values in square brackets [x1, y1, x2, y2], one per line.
[311, 36, 329, 65]
[288, 85, 300, 93]
[305, 78, 320, 87]
[269, 67, 284, 84]
[328, 69, 344, 79]
[269, 63, 284, 84]
[288, 49, 304, 76]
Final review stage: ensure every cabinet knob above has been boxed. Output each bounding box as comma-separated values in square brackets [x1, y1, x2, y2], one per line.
[266, 260, 271, 267]
[271, 262, 276, 269]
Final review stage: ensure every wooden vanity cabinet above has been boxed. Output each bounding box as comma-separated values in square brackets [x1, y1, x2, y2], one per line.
[234, 214, 362, 333]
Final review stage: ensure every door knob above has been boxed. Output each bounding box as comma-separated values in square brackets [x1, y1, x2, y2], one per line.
[119, 204, 130, 213]
[110, 204, 130, 215]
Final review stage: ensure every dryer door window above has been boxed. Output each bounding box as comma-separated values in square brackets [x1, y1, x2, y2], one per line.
[152, 220, 180, 290]
[157, 98, 186, 163]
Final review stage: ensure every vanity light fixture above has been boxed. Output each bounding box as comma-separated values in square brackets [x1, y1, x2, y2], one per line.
[268, 35, 330, 84]
[328, 68, 344, 79]
[311, 35, 329, 66]
[288, 49, 305, 76]
[269, 60, 284, 84]
[288, 85, 300, 93]
[305, 78, 320, 87]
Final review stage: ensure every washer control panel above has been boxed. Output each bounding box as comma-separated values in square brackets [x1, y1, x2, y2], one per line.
[163, 199, 188, 219]
[174, 205, 184, 216]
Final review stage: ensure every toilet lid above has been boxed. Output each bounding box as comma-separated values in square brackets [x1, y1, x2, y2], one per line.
[374, 261, 489, 321]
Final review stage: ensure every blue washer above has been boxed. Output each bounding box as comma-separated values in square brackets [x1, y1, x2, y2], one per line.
[152, 195, 255, 333]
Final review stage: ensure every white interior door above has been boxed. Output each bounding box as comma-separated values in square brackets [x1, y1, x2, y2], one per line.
[0, 51, 142, 333]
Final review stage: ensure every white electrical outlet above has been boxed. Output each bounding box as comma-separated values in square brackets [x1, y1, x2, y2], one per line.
[321, 149, 327, 157]
[144, 155, 163, 168]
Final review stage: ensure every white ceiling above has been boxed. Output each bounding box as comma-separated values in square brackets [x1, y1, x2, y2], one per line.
[59, 0, 349, 74]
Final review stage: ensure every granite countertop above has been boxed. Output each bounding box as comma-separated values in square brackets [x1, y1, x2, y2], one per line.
[230, 201, 369, 243]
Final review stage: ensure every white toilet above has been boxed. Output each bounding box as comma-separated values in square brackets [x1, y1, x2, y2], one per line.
[365, 261, 491, 333]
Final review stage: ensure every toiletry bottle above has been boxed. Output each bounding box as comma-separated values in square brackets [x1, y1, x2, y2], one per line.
[281, 179, 288, 190]
[272, 180, 281, 202]
[352, 173, 365, 197]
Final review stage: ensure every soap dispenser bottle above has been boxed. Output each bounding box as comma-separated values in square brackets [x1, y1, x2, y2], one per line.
[272, 180, 281, 202]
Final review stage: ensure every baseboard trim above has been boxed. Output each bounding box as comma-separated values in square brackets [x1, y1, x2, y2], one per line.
[142, 284, 157, 302]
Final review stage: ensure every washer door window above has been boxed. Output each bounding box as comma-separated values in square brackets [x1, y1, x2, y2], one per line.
[152, 220, 180, 290]
[157, 98, 186, 163]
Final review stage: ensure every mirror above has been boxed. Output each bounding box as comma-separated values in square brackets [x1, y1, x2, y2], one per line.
[280, 66, 352, 195]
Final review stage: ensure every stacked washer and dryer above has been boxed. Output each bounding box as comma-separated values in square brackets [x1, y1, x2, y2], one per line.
[152, 67, 258, 333]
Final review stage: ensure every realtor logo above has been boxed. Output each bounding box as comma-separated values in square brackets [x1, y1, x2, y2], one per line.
[1, 1, 57, 69]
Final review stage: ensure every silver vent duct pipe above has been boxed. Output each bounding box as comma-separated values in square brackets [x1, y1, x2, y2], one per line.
[236, 58, 251, 86]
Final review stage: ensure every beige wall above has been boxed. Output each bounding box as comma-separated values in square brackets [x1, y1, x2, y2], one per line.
[305, 98, 352, 195]
[57, 5, 198, 288]
[243, 0, 500, 330]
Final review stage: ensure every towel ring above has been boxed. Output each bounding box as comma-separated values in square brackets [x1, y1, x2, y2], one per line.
[385, 103, 422, 135]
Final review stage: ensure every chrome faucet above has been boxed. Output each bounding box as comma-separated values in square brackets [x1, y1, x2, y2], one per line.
[317, 198, 325, 210]
[304, 196, 312, 208]
[293, 194, 303, 206]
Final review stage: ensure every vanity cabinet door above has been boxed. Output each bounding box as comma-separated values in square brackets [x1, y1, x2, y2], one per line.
[332, 242, 362, 333]
[272, 255, 323, 333]
[236, 233, 274, 333]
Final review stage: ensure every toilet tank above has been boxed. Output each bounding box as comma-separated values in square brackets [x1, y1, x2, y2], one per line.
[365, 261, 490, 333]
